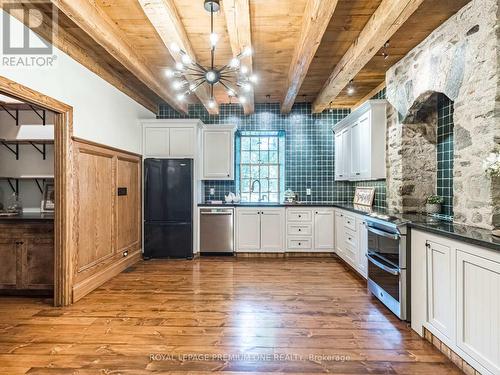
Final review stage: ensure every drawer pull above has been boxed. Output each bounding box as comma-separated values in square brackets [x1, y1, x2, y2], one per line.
[298, 215, 302, 218]
[298, 242, 301, 246]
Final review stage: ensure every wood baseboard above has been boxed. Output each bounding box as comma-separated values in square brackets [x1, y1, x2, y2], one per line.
[235, 252, 336, 258]
[423, 328, 481, 375]
[72, 250, 141, 302]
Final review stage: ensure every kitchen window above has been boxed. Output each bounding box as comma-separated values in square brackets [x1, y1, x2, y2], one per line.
[236, 131, 285, 203]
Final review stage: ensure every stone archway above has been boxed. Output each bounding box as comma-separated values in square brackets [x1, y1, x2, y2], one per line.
[384, 0, 499, 230]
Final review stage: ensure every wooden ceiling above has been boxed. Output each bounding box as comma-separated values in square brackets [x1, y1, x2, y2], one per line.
[7, 0, 470, 114]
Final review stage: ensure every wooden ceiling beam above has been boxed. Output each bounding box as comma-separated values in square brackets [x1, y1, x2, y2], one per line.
[49, 0, 187, 114]
[351, 81, 386, 110]
[2, 3, 159, 113]
[312, 0, 425, 113]
[138, 0, 219, 115]
[222, 0, 254, 115]
[281, 0, 339, 114]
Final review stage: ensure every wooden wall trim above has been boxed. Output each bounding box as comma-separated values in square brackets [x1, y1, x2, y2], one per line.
[72, 138, 142, 301]
[72, 250, 141, 302]
[0, 75, 74, 307]
[72, 136, 142, 158]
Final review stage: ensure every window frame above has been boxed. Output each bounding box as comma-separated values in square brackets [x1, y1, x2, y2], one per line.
[235, 131, 285, 203]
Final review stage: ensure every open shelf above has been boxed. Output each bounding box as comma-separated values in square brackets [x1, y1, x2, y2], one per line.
[0, 176, 54, 194]
[0, 139, 54, 160]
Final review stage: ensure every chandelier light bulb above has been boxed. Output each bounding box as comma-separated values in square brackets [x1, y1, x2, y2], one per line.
[176, 93, 185, 101]
[243, 46, 252, 56]
[230, 57, 240, 68]
[172, 80, 185, 90]
[165, 68, 174, 78]
[208, 99, 216, 108]
[227, 88, 235, 97]
[240, 65, 249, 75]
[249, 74, 258, 83]
[170, 42, 180, 53]
[175, 62, 184, 71]
[242, 82, 252, 92]
[206, 70, 217, 83]
[209, 32, 219, 47]
[189, 83, 197, 91]
[239, 96, 247, 104]
[347, 86, 355, 95]
[181, 54, 192, 65]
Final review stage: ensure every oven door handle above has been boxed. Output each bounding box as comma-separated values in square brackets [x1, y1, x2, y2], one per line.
[367, 226, 400, 240]
[366, 254, 400, 276]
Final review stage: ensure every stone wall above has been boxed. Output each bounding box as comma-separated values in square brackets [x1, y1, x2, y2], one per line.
[385, 0, 500, 229]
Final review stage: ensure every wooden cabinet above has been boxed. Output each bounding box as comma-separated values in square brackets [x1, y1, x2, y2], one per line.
[333, 100, 386, 181]
[142, 120, 201, 158]
[411, 229, 500, 375]
[236, 208, 284, 252]
[426, 240, 454, 340]
[201, 125, 236, 180]
[0, 222, 54, 292]
[313, 209, 335, 250]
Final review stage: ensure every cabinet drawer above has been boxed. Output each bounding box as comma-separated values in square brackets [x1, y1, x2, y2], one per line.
[287, 223, 312, 236]
[344, 228, 358, 249]
[287, 210, 312, 222]
[344, 214, 356, 231]
[287, 238, 312, 250]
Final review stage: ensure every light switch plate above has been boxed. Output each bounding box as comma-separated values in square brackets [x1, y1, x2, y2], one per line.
[306, 188, 311, 196]
[209, 188, 215, 195]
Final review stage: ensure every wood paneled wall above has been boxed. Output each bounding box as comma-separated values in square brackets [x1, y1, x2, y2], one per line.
[72, 138, 141, 302]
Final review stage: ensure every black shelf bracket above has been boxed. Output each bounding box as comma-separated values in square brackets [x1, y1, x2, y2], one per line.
[1, 141, 19, 160]
[29, 142, 47, 160]
[1, 105, 19, 126]
[6, 178, 19, 195]
[34, 178, 45, 194]
[29, 105, 46, 126]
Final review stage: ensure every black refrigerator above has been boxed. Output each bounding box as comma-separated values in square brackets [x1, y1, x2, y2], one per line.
[144, 159, 193, 259]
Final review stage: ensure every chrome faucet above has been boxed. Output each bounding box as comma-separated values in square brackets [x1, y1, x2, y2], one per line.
[251, 179, 263, 201]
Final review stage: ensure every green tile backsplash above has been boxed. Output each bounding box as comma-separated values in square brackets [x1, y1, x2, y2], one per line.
[158, 102, 388, 209]
[437, 94, 454, 217]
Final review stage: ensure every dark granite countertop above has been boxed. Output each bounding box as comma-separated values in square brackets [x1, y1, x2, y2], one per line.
[198, 201, 500, 252]
[0, 212, 54, 222]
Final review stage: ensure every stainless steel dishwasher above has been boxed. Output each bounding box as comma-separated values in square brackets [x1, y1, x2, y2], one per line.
[200, 208, 234, 254]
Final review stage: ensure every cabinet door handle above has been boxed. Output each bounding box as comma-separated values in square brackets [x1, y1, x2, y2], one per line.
[356, 173, 361, 175]
[298, 228, 301, 232]
[298, 215, 302, 218]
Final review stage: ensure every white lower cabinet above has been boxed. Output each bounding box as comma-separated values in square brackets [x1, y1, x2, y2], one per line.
[313, 209, 335, 250]
[334, 209, 367, 278]
[286, 208, 334, 252]
[426, 240, 454, 340]
[412, 229, 500, 375]
[236, 208, 284, 252]
[456, 250, 500, 374]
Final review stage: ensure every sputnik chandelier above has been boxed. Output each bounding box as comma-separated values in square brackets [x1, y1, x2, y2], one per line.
[165, 0, 257, 108]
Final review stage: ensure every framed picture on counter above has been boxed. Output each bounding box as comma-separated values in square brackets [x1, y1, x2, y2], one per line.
[353, 187, 375, 207]
[41, 181, 55, 211]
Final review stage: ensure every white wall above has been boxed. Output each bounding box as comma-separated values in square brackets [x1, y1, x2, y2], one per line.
[0, 110, 54, 211]
[0, 10, 156, 154]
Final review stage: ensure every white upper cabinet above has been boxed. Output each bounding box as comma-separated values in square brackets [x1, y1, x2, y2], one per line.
[144, 127, 170, 157]
[142, 120, 201, 159]
[201, 125, 236, 180]
[333, 100, 387, 181]
[169, 127, 195, 157]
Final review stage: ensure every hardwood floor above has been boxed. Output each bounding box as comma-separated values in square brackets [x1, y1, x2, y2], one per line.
[0, 257, 463, 374]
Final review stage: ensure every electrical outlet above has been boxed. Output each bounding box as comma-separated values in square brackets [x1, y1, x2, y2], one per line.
[209, 188, 215, 195]
[306, 188, 311, 196]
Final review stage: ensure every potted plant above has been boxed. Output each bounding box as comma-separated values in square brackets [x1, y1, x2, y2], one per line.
[483, 151, 500, 237]
[426, 195, 443, 215]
